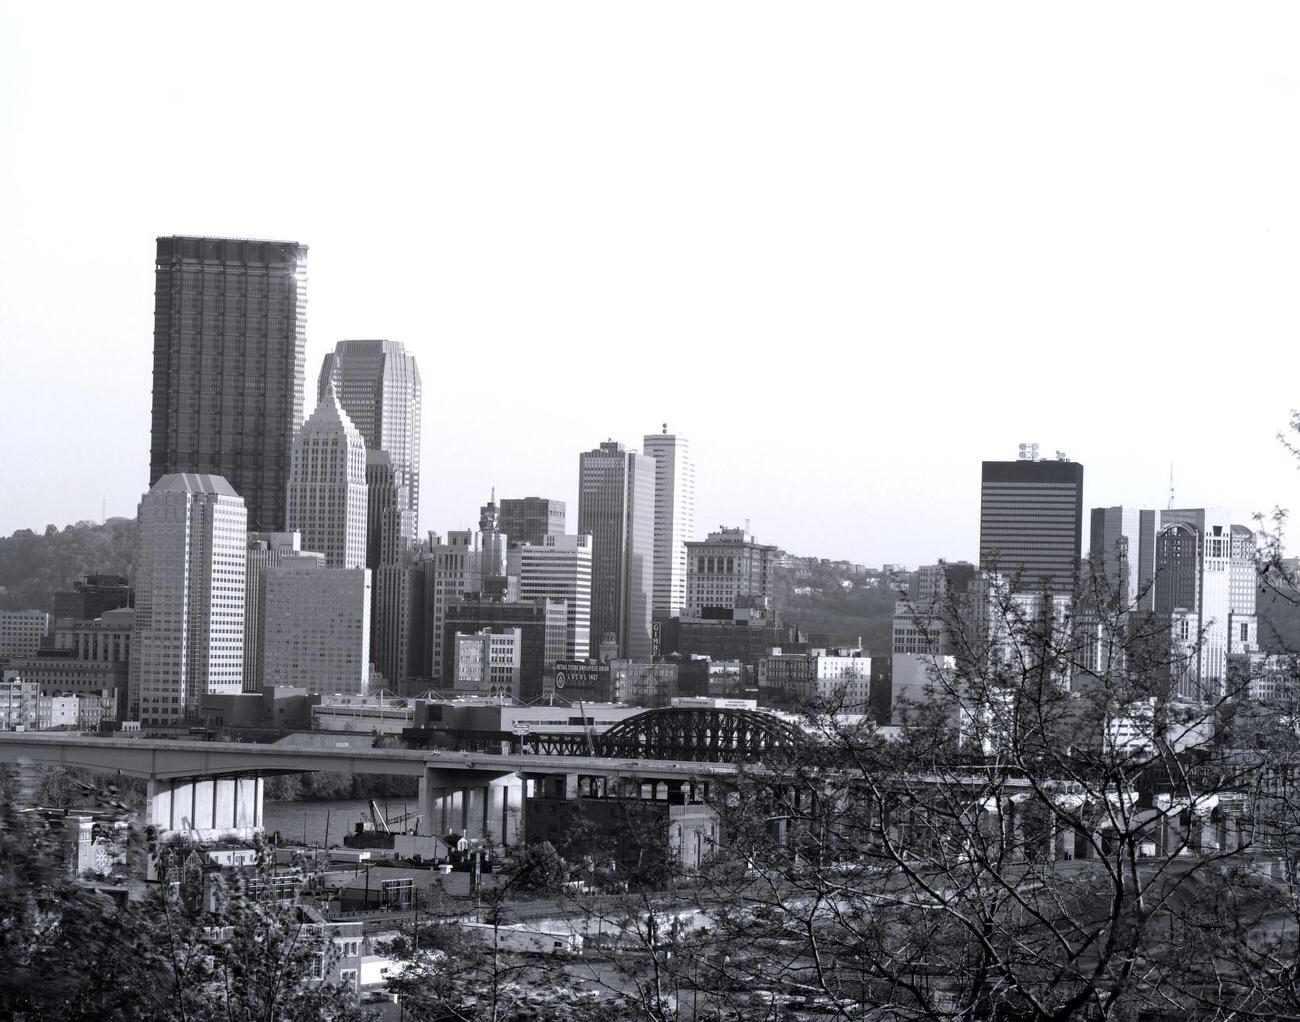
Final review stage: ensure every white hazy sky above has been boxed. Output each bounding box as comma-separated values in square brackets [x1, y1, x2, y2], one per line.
[2, 3, 1299, 566]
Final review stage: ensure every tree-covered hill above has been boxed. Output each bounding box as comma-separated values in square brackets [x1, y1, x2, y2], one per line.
[772, 558, 896, 652]
[0, 518, 139, 612]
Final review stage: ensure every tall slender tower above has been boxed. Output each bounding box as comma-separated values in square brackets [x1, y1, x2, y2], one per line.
[149, 237, 307, 532]
[317, 340, 422, 532]
[643, 427, 695, 622]
[578, 441, 656, 659]
[129, 474, 246, 725]
[286, 385, 368, 569]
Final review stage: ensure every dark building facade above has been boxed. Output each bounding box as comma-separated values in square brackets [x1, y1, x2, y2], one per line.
[498, 497, 566, 548]
[365, 452, 416, 686]
[442, 598, 548, 702]
[662, 609, 806, 668]
[979, 459, 1084, 596]
[53, 574, 132, 622]
[149, 236, 308, 532]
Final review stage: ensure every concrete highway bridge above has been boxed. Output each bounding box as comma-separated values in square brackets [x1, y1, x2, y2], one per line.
[0, 707, 789, 846]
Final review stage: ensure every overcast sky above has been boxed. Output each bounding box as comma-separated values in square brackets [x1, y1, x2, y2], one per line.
[2, 3, 1299, 566]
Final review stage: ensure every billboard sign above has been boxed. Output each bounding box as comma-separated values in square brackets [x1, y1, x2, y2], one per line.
[550, 661, 611, 698]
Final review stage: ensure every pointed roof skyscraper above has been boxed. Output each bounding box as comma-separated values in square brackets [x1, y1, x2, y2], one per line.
[286, 384, 369, 569]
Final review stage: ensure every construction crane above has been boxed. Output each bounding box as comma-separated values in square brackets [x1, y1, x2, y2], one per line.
[368, 800, 422, 835]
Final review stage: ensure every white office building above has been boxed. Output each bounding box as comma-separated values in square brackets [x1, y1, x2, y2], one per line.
[519, 535, 593, 664]
[814, 652, 872, 711]
[286, 385, 368, 570]
[643, 429, 695, 622]
[129, 473, 247, 725]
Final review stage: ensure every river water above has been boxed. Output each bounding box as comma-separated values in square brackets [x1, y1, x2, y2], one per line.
[262, 798, 419, 847]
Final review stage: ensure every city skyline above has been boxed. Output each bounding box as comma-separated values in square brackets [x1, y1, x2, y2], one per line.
[4, 6, 1300, 567]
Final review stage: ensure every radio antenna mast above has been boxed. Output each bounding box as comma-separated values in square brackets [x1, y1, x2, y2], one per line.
[1168, 463, 1175, 510]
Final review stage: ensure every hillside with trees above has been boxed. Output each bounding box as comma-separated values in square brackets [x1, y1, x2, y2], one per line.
[772, 557, 896, 652]
[0, 519, 139, 612]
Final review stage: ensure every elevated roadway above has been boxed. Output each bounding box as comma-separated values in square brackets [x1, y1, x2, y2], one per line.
[0, 732, 739, 782]
[0, 732, 740, 846]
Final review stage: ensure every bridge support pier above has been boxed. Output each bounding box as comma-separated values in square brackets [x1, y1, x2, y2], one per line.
[147, 775, 262, 841]
[419, 769, 521, 848]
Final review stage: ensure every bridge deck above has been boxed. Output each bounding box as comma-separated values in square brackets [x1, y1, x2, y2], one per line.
[0, 733, 742, 781]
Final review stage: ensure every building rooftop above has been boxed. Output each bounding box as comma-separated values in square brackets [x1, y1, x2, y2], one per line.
[151, 473, 240, 498]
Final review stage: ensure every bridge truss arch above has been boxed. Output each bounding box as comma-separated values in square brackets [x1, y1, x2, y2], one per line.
[588, 707, 802, 763]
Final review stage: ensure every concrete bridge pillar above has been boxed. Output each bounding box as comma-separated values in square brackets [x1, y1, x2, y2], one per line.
[146, 776, 262, 841]
[486, 778, 518, 846]
[464, 785, 489, 840]
[419, 769, 522, 847]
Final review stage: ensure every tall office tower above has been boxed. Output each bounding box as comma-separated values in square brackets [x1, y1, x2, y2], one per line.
[366, 451, 416, 687]
[643, 428, 695, 622]
[577, 441, 656, 659]
[149, 237, 307, 532]
[129, 474, 246, 725]
[259, 553, 371, 696]
[1089, 507, 1159, 611]
[498, 498, 565, 548]
[317, 339, 422, 531]
[242, 532, 301, 691]
[414, 531, 482, 682]
[519, 534, 593, 663]
[286, 385, 368, 569]
[684, 527, 778, 621]
[979, 458, 1084, 596]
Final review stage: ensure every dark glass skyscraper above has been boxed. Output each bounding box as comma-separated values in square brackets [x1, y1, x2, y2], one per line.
[149, 236, 308, 532]
[979, 459, 1084, 595]
[498, 497, 566, 548]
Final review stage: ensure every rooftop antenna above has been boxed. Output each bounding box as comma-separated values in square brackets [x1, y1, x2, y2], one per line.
[1168, 463, 1175, 510]
[1017, 442, 1040, 462]
[663, 422, 668, 435]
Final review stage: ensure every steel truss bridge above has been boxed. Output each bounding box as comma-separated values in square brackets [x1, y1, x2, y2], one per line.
[517, 706, 802, 762]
